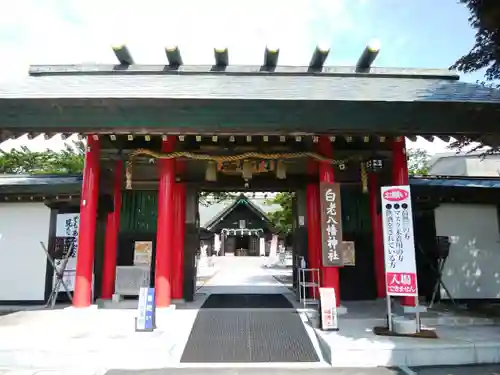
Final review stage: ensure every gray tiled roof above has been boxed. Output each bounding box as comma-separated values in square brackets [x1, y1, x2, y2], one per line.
[0, 174, 82, 195]
[199, 198, 281, 228]
[0, 174, 82, 186]
[410, 176, 500, 189]
[1, 66, 499, 103]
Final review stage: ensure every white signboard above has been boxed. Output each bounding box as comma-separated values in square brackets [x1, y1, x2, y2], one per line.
[381, 186, 418, 296]
[53, 213, 80, 290]
[319, 287, 338, 331]
[52, 212, 95, 295]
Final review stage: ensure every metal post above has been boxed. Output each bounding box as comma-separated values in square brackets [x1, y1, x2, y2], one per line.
[391, 136, 416, 308]
[41, 241, 73, 307]
[386, 295, 393, 332]
[415, 286, 421, 333]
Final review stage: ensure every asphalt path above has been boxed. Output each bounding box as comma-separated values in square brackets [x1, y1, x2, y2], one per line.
[104, 365, 500, 375]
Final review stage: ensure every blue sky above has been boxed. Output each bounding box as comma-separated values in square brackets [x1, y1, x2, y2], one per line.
[322, 0, 482, 83]
[0, 0, 487, 152]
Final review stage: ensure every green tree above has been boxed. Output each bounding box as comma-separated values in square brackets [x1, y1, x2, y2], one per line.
[265, 192, 294, 235]
[451, 0, 500, 152]
[407, 148, 430, 175]
[0, 141, 233, 205]
[452, 0, 500, 83]
[199, 191, 236, 207]
[0, 140, 85, 174]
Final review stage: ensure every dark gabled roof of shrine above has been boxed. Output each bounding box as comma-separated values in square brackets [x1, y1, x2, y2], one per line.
[203, 193, 274, 231]
[0, 64, 498, 104]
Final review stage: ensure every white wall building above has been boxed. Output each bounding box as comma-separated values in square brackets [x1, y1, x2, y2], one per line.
[429, 152, 500, 177]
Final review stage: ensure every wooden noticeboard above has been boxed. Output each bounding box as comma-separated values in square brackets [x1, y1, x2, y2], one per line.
[342, 241, 355, 266]
[319, 182, 344, 267]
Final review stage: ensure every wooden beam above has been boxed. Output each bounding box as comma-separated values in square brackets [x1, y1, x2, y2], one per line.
[1, 99, 498, 134]
[28, 64, 459, 80]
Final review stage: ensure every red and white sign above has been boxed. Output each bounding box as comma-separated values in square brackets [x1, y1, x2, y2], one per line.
[319, 287, 338, 330]
[381, 185, 418, 296]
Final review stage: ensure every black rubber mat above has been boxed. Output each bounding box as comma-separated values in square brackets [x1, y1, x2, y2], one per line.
[201, 293, 293, 309]
[181, 294, 320, 363]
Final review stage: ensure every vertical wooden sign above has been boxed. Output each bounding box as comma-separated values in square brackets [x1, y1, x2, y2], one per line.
[320, 182, 344, 267]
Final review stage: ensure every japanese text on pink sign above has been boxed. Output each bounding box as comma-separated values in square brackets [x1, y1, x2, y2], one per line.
[381, 186, 417, 296]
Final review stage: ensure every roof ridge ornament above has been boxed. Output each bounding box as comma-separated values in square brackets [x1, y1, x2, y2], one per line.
[309, 44, 330, 70]
[112, 44, 134, 65]
[356, 39, 381, 73]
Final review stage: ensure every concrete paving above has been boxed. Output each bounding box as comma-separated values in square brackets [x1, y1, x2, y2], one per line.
[1, 256, 500, 373]
[198, 256, 294, 296]
[104, 368, 406, 375]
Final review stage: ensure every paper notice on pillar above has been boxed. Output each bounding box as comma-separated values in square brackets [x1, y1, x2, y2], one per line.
[381, 186, 418, 297]
[319, 182, 344, 267]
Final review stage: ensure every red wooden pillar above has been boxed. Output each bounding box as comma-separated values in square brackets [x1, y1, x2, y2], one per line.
[172, 182, 186, 300]
[369, 173, 385, 298]
[306, 183, 320, 298]
[317, 136, 341, 307]
[101, 160, 123, 299]
[73, 135, 100, 308]
[155, 136, 176, 307]
[392, 136, 416, 307]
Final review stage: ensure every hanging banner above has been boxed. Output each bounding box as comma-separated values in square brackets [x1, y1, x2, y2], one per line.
[320, 182, 344, 267]
[381, 186, 418, 296]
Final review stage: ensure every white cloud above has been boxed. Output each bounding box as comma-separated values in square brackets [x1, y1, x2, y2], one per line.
[0, 0, 352, 74]
[0, 0, 355, 151]
[0, 0, 451, 155]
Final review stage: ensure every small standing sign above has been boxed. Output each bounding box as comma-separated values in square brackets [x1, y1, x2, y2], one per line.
[135, 287, 156, 332]
[319, 182, 344, 267]
[319, 287, 339, 331]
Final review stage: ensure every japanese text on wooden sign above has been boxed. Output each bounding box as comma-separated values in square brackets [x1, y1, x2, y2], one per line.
[320, 182, 344, 267]
[381, 186, 418, 296]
